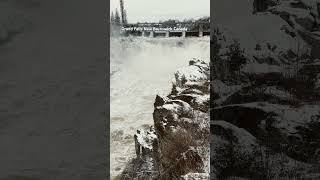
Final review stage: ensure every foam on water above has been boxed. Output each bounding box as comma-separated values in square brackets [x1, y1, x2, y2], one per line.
[110, 36, 209, 178]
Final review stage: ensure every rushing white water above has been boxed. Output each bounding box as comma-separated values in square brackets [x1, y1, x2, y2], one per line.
[110, 36, 209, 178]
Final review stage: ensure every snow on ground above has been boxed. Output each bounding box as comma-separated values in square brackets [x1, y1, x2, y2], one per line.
[216, 102, 320, 135]
[213, 0, 308, 54]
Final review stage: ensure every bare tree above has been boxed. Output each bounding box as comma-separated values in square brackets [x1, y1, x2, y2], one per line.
[123, 9, 128, 24]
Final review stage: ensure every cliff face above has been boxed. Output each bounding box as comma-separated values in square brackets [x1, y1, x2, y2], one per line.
[120, 59, 210, 179]
[211, 0, 320, 179]
[152, 59, 210, 179]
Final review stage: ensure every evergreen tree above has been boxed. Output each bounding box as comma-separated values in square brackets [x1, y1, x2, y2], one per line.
[114, 9, 121, 25]
[110, 11, 115, 24]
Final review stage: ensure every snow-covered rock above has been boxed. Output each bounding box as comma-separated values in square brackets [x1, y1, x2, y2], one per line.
[134, 127, 157, 156]
[211, 120, 320, 179]
[181, 173, 209, 180]
[129, 59, 210, 179]
[212, 1, 320, 178]
[174, 58, 209, 88]
[153, 60, 210, 178]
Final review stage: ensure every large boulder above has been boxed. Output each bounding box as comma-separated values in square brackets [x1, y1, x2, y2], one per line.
[211, 121, 320, 179]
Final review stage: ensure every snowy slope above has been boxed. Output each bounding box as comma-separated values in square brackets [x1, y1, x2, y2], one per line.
[211, 0, 320, 179]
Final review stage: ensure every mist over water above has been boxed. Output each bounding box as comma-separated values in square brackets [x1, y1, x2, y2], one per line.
[110, 36, 209, 178]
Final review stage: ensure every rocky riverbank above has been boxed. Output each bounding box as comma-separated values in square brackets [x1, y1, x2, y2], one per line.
[118, 59, 210, 179]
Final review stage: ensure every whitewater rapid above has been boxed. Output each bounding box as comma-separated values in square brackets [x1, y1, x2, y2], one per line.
[110, 36, 209, 178]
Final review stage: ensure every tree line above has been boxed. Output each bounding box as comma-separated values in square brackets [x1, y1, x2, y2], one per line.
[110, 8, 127, 25]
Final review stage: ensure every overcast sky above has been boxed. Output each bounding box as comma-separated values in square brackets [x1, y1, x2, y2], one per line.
[110, 0, 210, 23]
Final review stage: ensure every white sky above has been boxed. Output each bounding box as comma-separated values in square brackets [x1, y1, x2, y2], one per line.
[110, 0, 210, 23]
